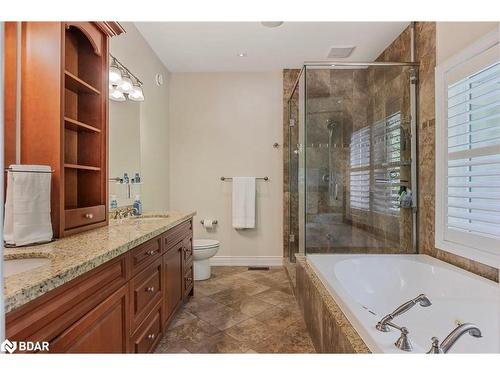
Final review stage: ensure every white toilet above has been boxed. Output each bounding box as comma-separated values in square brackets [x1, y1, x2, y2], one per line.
[193, 239, 220, 281]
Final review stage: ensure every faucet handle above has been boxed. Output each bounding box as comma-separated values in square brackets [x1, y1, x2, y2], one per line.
[427, 337, 444, 354]
[395, 327, 414, 352]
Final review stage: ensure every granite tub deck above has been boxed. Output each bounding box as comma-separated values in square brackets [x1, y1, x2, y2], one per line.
[295, 256, 370, 353]
[3, 211, 195, 313]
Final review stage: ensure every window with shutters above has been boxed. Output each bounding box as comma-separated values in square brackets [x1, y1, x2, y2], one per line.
[350, 126, 370, 211]
[435, 30, 500, 268]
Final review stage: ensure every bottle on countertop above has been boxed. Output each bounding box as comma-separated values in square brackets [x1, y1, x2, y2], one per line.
[123, 172, 129, 184]
[134, 172, 141, 184]
[133, 195, 142, 216]
[110, 195, 118, 209]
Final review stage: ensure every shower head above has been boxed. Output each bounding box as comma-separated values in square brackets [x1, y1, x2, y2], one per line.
[416, 294, 432, 307]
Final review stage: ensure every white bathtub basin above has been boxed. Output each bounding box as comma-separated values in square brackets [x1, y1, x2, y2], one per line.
[307, 254, 500, 353]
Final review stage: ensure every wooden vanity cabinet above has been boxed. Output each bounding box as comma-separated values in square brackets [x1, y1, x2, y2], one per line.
[6, 220, 194, 354]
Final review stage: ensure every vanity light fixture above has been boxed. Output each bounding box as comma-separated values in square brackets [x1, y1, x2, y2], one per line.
[109, 58, 122, 85]
[109, 53, 145, 102]
[129, 83, 145, 102]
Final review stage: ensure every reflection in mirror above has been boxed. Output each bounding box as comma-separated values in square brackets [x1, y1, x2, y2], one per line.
[109, 99, 142, 207]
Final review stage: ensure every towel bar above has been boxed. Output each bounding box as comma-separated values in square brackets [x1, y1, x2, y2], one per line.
[5, 168, 54, 174]
[220, 176, 269, 181]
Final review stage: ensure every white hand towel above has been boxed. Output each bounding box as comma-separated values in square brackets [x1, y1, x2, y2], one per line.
[4, 165, 53, 246]
[232, 177, 256, 229]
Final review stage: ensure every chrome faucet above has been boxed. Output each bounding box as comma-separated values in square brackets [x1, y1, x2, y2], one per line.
[427, 323, 482, 354]
[376, 294, 432, 332]
[110, 206, 137, 219]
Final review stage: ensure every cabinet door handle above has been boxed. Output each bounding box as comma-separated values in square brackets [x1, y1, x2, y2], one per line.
[146, 286, 155, 293]
[84, 213, 94, 219]
[147, 333, 155, 340]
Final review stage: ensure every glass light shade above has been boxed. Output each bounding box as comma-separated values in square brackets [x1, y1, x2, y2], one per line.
[118, 73, 133, 94]
[109, 65, 122, 85]
[109, 87, 126, 102]
[129, 84, 145, 102]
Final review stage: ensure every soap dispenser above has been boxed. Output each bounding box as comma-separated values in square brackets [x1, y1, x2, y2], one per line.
[133, 195, 142, 216]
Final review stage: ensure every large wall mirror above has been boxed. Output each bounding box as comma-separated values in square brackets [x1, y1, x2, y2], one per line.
[109, 100, 142, 208]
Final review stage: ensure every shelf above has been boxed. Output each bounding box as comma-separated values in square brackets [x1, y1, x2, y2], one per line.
[64, 117, 101, 133]
[64, 163, 101, 171]
[64, 70, 101, 95]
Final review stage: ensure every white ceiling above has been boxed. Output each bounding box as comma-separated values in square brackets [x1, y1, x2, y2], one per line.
[134, 22, 410, 72]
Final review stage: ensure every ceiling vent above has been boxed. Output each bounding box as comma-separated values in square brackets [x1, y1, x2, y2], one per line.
[327, 46, 356, 58]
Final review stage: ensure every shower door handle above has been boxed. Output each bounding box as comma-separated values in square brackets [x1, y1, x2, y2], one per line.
[334, 183, 339, 201]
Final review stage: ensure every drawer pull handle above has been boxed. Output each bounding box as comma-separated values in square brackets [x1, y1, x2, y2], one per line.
[84, 213, 94, 219]
[146, 286, 155, 293]
[146, 250, 157, 256]
[147, 333, 155, 340]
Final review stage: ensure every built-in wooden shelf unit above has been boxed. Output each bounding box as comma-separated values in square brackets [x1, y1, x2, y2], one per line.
[19, 21, 124, 237]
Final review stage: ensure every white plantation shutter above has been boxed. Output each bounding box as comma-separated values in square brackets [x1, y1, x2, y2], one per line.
[350, 127, 370, 210]
[446, 62, 500, 240]
[436, 30, 500, 267]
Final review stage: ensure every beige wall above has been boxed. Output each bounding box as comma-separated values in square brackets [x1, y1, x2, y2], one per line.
[436, 22, 499, 64]
[110, 23, 170, 211]
[169, 72, 283, 261]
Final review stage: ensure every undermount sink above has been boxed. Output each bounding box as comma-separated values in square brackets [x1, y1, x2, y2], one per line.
[4, 257, 51, 278]
[131, 214, 169, 220]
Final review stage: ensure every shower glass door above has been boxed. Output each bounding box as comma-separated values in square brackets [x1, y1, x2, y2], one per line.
[288, 63, 417, 260]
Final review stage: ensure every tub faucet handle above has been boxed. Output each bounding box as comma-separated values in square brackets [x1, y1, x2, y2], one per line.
[395, 326, 413, 352]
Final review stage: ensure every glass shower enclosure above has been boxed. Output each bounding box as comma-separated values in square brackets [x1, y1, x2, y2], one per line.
[288, 62, 418, 260]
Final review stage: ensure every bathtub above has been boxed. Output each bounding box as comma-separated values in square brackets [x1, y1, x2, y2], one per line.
[307, 254, 500, 353]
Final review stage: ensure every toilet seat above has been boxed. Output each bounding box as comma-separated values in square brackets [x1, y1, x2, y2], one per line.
[193, 239, 219, 250]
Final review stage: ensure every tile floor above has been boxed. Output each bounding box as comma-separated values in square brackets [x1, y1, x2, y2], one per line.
[155, 266, 315, 353]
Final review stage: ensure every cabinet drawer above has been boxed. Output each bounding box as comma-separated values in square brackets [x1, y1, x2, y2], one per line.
[129, 235, 162, 275]
[130, 301, 162, 353]
[184, 263, 193, 297]
[65, 205, 105, 230]
[164, 220, 192, 251]
[129, 258, 162, 333]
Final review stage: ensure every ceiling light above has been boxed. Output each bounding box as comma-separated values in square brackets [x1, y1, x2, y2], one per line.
[237, 52, 247, 57]
[261, 22, 284, 28]
[328, 46, 356, 58]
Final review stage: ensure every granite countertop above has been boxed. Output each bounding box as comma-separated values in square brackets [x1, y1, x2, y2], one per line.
[3, 210, 196, 314]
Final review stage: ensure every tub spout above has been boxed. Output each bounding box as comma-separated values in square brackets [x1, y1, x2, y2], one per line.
[376, 294, 432, 332]
[427, 323, 482, 354]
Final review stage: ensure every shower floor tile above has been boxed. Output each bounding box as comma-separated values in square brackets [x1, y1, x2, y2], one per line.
[155, 266, 316, 354]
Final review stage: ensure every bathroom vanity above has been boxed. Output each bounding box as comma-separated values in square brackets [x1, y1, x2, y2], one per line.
[4, 212, 195, 353]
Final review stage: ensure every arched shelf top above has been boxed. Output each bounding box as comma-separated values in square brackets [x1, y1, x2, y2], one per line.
[65, 22, 103, 57]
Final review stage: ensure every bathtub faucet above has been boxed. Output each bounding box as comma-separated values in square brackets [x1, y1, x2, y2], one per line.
[427, 323, 482, 354]
[376, 294, 432, 332]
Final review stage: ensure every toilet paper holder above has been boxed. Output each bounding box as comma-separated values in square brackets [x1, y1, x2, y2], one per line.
[200, 219, 218, 225]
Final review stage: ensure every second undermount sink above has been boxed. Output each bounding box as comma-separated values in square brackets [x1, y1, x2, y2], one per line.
[4, 257, 51, 278]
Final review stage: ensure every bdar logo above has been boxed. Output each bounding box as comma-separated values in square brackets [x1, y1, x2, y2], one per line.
[1, 339, 17, 354]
